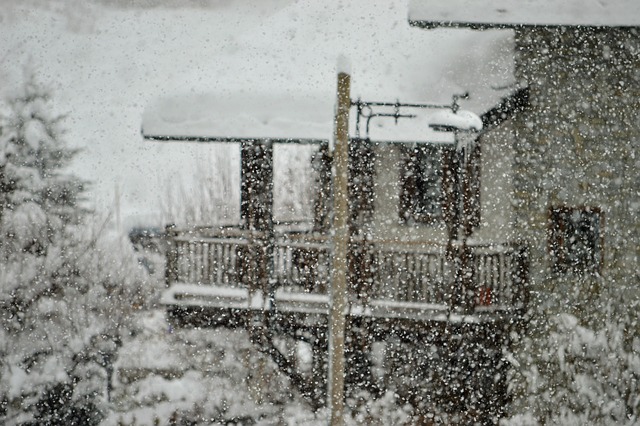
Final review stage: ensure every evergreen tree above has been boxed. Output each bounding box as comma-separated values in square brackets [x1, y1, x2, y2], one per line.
[0, 73, 86, 258]
[0, 74, 145, 424]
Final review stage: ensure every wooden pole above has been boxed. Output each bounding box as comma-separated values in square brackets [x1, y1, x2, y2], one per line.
[329, 71, 350, 426]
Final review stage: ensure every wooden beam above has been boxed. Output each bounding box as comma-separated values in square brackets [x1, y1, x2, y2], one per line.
[142, 134, 329, 145]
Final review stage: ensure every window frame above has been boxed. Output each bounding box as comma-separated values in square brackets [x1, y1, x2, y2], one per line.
[548, 205, 604, 275]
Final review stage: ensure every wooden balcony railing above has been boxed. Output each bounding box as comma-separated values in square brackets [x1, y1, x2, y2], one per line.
[273, 234, 331, 294]
[164, 227, 528, 312]
[469, 243, 529, 309]
[371, 245, 448, 305]
[166, 235, 247, 286]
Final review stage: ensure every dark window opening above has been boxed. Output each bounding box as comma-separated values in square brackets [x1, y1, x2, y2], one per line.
[400, 145, 448, 224]
[549, 206, 603, 274]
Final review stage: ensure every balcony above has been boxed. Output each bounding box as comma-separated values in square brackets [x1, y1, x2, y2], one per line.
[161, 226, 529, 323]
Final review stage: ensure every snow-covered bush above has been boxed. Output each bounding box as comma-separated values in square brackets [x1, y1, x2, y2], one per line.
[0, 74, 146, 424]
[505, 281, 640, 425]
[108, 316, 303, 425]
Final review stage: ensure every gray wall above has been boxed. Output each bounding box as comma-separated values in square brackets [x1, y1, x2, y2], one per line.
[511, 27, 640, 309]
[369, 140, 515, 246]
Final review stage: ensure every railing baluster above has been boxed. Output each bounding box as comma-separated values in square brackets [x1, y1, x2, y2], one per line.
[286, 245, 293, 288]
[227, 242, 233, 286]
[272, 245, 280, 287]
[504, 251, 510, 304]
[505, 250, 513, 304]
[193, 242, 199, 284]
[217, 242, 224, 286]
[497, 251, 504, 305]
[219, 242, 226, 286]
[225, 242, 231, 286]
[187, 241, 193, 283]
[420, 254, 426, 300]
[186, 242, 192, 283]
[198, 242, 204, 284]
[213, 242, 220, 285]
[205, 241, 212, 285]
[201, 242, 208, 285]
[408, 252, 415, 301]
[279, 245, 285, 287]
[495, 253, 501, 305]
[181, 240, 189, 283]
[428, 253, 433, 295]
[282, 245, 287, 287]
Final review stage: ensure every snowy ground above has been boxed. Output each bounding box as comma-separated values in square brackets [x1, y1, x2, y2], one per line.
[106, 310, 318, 425]
[106, 309, 415, 426]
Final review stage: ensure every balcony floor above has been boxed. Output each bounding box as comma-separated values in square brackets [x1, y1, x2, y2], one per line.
[161, 283, 517, 328]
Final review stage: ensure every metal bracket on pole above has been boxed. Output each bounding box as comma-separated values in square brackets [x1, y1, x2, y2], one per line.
[352, 96, 465, 140]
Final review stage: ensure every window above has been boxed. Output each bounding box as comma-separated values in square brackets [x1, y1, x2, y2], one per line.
[399, 145, 448, 224]
[549, 206, 603, 274]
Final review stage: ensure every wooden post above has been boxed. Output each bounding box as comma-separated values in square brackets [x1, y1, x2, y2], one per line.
[443, 146, 461, 308]
[312, 141, 332, 233]
[312, 334, 328, 408]
[164, 224, 178, 286]
[240, 141, 274, 295]
[329, 71, 350, 426]
[348, 138, 375, 303]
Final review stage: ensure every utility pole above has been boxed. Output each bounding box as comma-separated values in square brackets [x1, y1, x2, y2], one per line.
[328, 70, 350, 426]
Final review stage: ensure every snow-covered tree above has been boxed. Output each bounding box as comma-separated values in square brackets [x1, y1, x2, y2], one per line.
[0, 74, 146, 424]
[0, 74, 86, 258]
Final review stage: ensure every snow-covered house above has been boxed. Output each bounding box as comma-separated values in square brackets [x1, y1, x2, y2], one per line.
[139, 0, 535, 318]
[133, 0, 640, 419]
[142, 90, 528, 417]
[409, 0, 640, 312]
[140, 5, 533, 417]
[143, 90, 529, 317]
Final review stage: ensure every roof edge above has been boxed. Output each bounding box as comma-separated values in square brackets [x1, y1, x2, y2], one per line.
[480, 87, 530, 131]
[409, 19, 640, 31]
[142, 131, 328, 145]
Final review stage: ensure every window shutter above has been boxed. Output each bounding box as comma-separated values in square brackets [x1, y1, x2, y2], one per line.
[401, 144, 450, 224]
[312, 142, 332, 232]
[348, 138, 375, 228]
[399, 145, 418, 223]
[442, 147, 459, 231]
[548, 206, 603, 274]
[464, 142, 482, 232]
[240, 141, 273, 231]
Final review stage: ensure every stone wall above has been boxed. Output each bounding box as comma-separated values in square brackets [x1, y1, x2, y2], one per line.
[511, 27, 640, 312]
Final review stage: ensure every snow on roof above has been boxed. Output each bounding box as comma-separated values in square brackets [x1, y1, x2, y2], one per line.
[143, 93, 464, 145]
[409, 0, 640, 29]
[429, 109, 482, 132]
[142, 0, 515, 145]
[142, 92, 334, 143]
